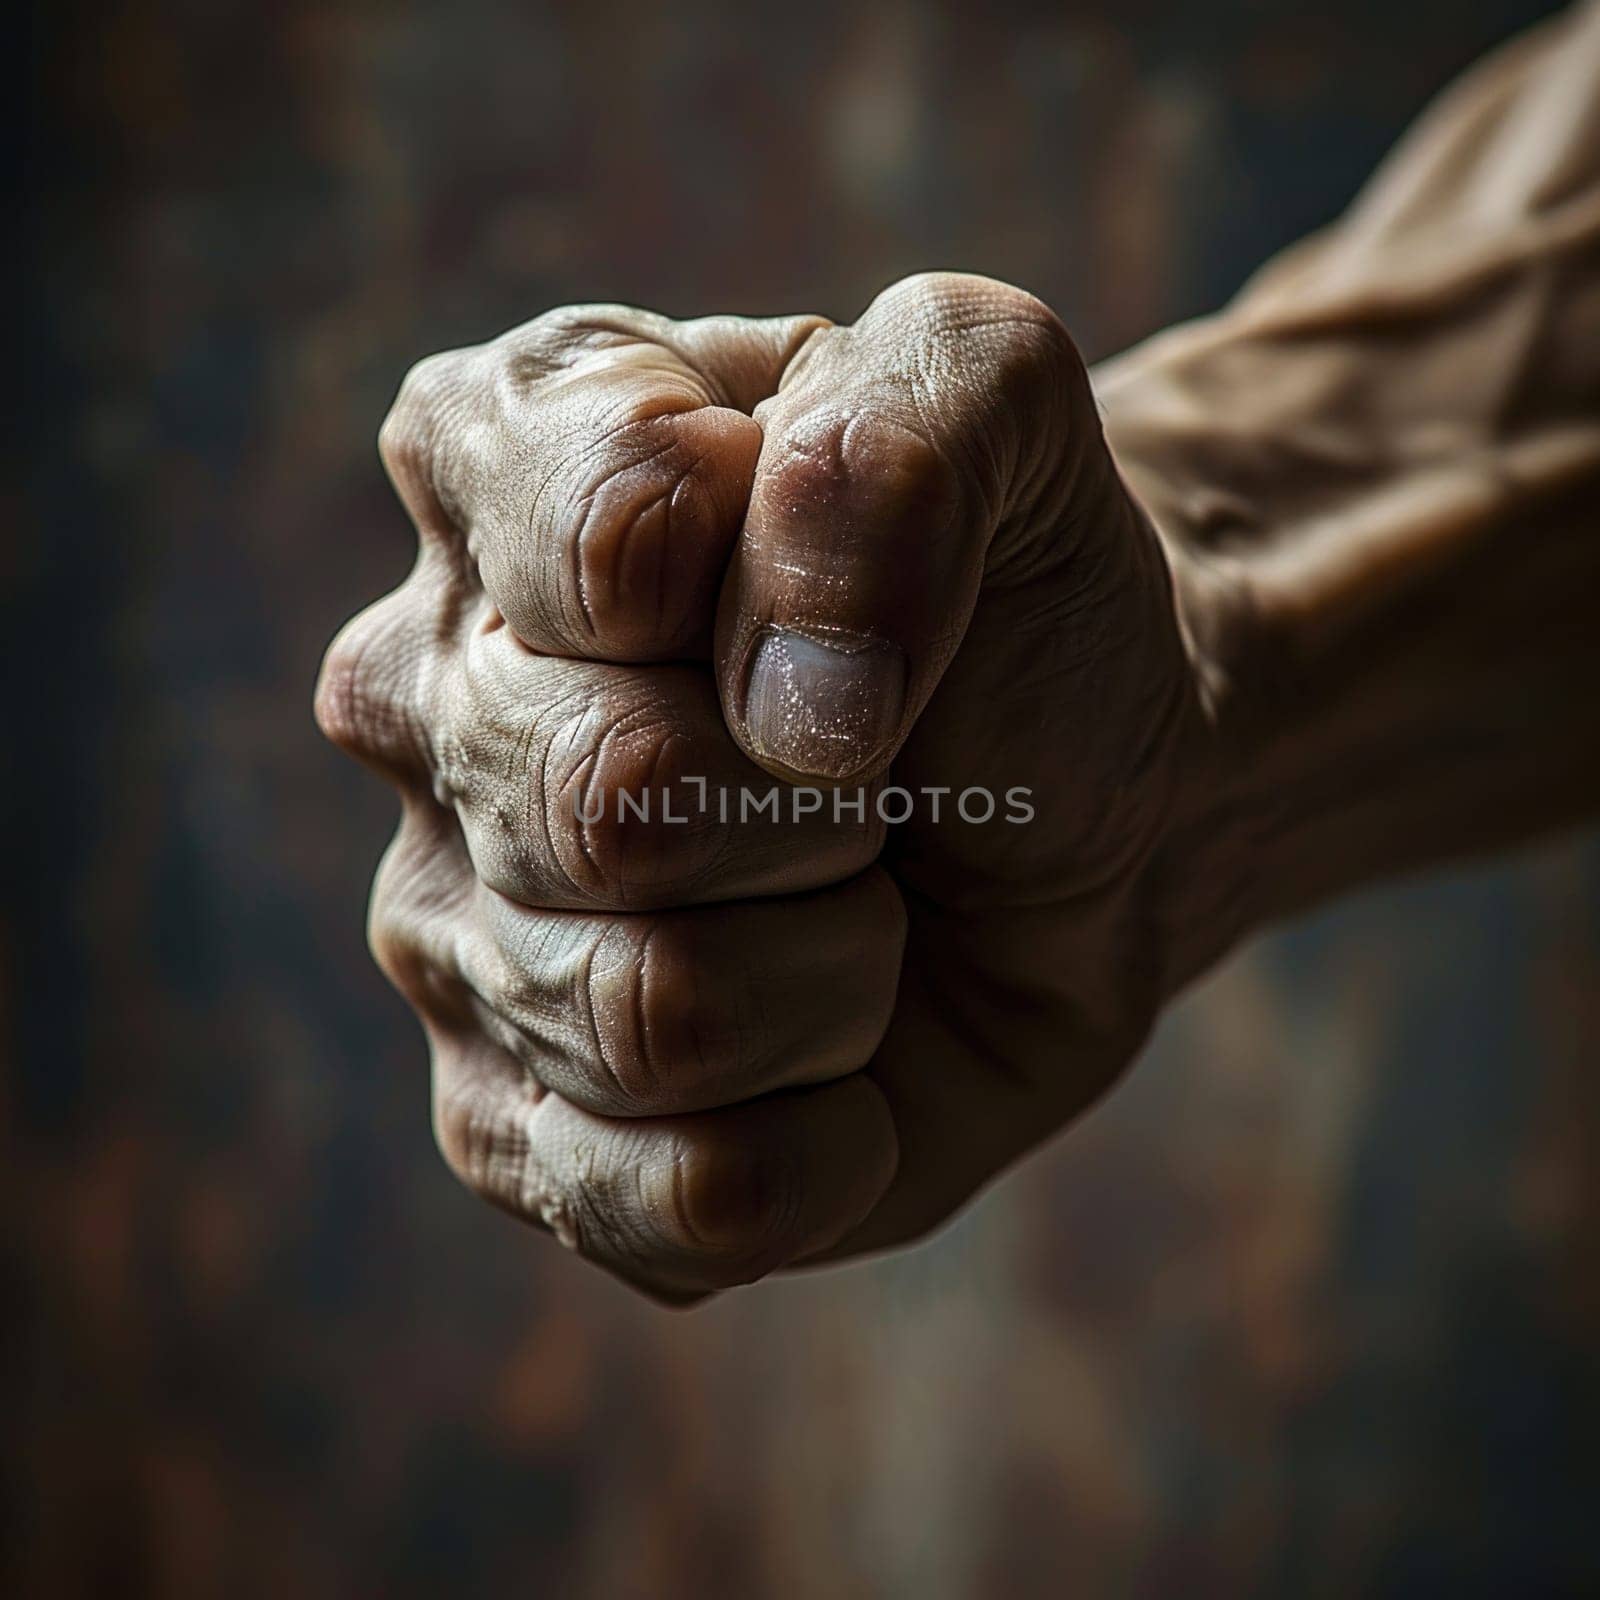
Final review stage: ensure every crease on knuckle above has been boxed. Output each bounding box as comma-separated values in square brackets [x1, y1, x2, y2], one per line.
[578, 920, 662, 1111]
[589, 918, 724, 1114]
[547, 706, 717, 908]
[553, 413, 708, 651]
[649, 1138, 800, 1276]
[575, 460, 698, 650]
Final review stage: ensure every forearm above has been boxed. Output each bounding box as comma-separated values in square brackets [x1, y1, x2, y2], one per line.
[1097, 1, 1600, 983]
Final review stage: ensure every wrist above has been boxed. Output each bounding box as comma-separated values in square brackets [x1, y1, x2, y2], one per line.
[1132, 439, 1600, 1006]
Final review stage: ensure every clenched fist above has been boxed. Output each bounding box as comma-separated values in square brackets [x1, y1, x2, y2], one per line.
[316, 272, 1212, 1299]
[317, 10, 1600, 1298]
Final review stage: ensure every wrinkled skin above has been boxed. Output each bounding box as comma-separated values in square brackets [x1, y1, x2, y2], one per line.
[317, 6, 1600, 1301]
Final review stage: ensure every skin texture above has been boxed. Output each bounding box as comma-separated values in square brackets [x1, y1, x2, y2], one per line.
[316, 4, 1600, 1301]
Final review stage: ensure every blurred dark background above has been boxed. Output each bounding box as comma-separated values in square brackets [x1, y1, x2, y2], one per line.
[11, 0, 1599, 1594]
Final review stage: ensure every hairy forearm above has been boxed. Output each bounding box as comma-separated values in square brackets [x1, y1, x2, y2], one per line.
[1096, 1, 1600, 984]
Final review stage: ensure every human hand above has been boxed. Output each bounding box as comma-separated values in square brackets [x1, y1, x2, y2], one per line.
[317, 2, 1600, 1302]
[314, 271, 1231, 1299]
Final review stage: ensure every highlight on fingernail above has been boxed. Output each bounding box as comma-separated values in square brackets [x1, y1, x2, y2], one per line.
[740, 625, 908, 780]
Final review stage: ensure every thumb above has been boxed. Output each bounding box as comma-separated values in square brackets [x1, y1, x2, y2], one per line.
[715, 272, 1109, 784]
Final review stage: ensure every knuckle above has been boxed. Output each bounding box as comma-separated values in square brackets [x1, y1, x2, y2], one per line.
[485, 381, 737, 659]
[888, 268, 968, 319]
[643, 1138, 799, 1271]
[313, 592, 429, 769]
[565, 418, 705, 655]
[877, 269, 998, 336]
[498, 304, 656, 378]
[364, 816, 474, 1023]
[882, 276, 1089, 491]
[314, 611, 391, 757]
[313, 628, 372, 755]
[846, 411, 962, 521]
[768, 404, 961, 529]
[893, 269, 1046, 331]
[546, 704, 721, 908]
[629, 924, 710, 1078]
[990, 295, 1082, 390]
[489, 309, 692, 431]
[967, 275, 1057, 329]
[892, 271, 1081, 383]
[380, 349, 465, 480]
[585, 921, 740, 1113]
